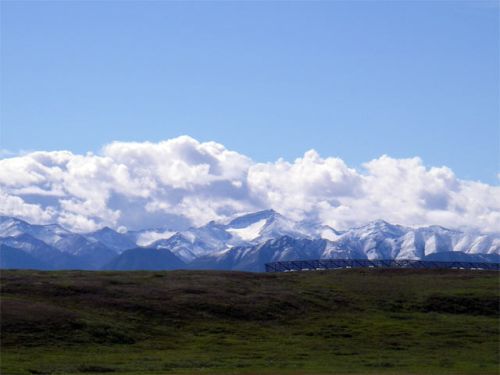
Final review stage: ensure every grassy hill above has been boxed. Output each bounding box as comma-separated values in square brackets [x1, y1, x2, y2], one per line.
[1, 268, 498, 375]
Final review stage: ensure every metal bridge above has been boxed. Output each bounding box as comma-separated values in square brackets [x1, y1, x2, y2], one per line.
[265, 259, 500, 272]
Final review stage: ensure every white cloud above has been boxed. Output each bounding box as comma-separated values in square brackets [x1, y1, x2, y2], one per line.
[0, 136, 498, 233]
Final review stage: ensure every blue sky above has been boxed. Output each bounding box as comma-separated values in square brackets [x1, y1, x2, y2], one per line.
[1, 0, 498, 183]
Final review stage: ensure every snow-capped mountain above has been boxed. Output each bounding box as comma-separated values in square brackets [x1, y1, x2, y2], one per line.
[0, 233, 82, 269]
[0, 217, 121, 269]
[150, 209, 329, 262]
[225, 209, 306, 242]
[85, 227, 137, 252]
[321, 220, 409, 260]
[0, 216, 120, 256]
[190, 236, 327, 272]
[0, 216, 72, 246]
[1, 211, 499, 271]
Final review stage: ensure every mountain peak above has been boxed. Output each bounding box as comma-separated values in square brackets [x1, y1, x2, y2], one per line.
[93, 226, 116, 234]
[227, 209, 279, 228]
[369, 219, 391, 226]
[424, 225, 458, 233]
[348, 220, 408, 239]
[0, 216, 29, 227]
[357, 219, 397, 230]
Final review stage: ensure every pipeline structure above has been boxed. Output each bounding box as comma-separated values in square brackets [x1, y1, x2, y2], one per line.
[265, 258, 500, 272]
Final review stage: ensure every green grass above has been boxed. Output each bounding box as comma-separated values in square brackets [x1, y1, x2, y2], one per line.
[1, 268, 499, 374]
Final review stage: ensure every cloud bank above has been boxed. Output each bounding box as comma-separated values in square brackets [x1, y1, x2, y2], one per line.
[1, 136, 499, 233]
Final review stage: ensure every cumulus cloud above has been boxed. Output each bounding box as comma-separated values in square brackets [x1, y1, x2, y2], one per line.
[0, 135, 498, 233]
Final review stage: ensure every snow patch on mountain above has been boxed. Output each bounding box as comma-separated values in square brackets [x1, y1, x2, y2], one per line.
[227, 219, 267, 241]
[135, 229, 176, 246]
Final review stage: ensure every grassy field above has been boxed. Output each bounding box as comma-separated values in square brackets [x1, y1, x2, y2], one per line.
[0, 268, 499, 375]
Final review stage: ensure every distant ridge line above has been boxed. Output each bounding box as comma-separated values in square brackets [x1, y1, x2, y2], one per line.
[265, 259, 500, 272]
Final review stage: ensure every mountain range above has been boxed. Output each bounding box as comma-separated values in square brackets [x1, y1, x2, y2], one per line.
[1, 210, 499, 271]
